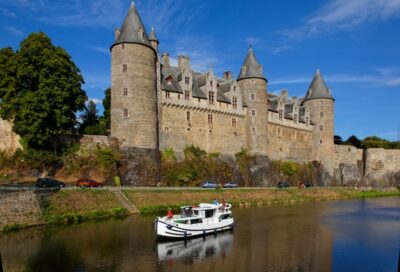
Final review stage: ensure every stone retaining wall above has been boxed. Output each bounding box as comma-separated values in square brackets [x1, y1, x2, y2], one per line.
[0, 192, 44, 230]
[364, 148, 400, 186]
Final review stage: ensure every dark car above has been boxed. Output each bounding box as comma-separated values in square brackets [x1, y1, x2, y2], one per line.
[277, 181, 289, 189]
[36, 178, 65, 188]
[304, 182, 313, 188]
[223, 182, 239, 188]
[202, 181, 218, 188]
[75, 178, 103, 188]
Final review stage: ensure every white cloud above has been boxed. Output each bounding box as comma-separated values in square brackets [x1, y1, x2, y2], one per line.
[3, 26, 24, 36]
[270, 68, 400, 87]
[90, 46, 109, 55]
[282, 0, 400, 41]
[88, 98, 102, 105]
[0, 7, 16, 17]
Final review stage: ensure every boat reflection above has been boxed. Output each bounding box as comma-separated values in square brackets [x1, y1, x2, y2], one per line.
[156, 231, 234, 262]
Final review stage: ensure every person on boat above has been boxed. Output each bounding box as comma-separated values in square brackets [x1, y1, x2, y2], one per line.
[167, 208, 173, 219]
[213, 198, 219, 205]
[221, 199, 226, 211]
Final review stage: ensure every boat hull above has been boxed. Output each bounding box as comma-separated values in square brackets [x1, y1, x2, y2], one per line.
[154, 218, 234, 240]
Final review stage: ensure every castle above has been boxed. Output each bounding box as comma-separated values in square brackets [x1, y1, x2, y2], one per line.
[110, 2, 335, 170]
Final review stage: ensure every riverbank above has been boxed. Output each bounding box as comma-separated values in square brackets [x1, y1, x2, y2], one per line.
[1, 187, 399, 233]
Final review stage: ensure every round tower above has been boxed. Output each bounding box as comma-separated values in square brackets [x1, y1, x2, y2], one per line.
[237, 46, 268, 156]
[110, 2, 158, 150]
[302, 68, 335, 169]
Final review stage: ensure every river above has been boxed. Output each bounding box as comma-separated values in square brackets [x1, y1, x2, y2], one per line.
[0, 197, 399, 272]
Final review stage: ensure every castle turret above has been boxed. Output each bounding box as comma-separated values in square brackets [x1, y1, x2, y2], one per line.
[237, 46, 268, 156]
[110, 1, 158, 151]
[302, 68, 335, 170]
[149, 27, 159, 52]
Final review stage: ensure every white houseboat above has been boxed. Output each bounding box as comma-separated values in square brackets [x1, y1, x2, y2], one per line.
[154, 203, 234, 240]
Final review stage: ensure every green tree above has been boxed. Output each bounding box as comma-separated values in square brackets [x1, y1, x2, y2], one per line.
[102, 88, 111, 129]
[334, 135, 343, 145]
[79, 100, 99, 134]
[0, 32, 87, 149]
[362, 136, 391, 149]
[345, 135, 362, 149]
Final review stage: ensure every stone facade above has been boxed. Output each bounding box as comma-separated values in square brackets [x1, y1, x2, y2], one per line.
[0, 118, 21, 153]
[364, 148, 400, 185]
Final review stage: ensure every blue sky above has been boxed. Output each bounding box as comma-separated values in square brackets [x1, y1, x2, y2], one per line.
[1, 0, 400, 141]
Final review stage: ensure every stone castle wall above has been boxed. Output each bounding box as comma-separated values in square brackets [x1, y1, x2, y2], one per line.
[364, 148, 400, 185]
[267, 122, 313, 161]
[159, 104, 246, 157]
[333, 145, 363, 186]
[0, 119, 22, 153]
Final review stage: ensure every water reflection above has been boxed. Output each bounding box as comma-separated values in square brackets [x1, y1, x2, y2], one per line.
[0, 197, 398, 272]
[156, 231, 233, 263]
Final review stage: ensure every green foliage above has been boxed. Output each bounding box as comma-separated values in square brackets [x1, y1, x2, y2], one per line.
[344, 135, 362, 148]
[102, 88, 111, 130]
[235, 148, 254, 186]
[0, 32, 87, 149]
[162, 147, 176, 162]
[362, 136, 392, 149]
[114, 176, 121, 186]
[184, 145, 207, 160]
[2, 223, 27, 233]
[334, 135, 343, 144]
[279, 161, 298, 176]
[79, 100, 99, 133]
[44, 208, 129, 225]
[96, 148, 118, 169]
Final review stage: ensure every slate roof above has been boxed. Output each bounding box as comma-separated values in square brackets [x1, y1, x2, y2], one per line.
[238, 46, 267, 81]
[149, 27, 158, 42]
[111, 2, 153, 50]
[303, 69, 333, 103]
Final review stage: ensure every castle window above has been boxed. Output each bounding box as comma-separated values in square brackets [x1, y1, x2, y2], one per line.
[164, 126, 169, 131]
[250, 93, 255, 100]
[122, 64, 127, 73]
[178, 94, 181, 100]
[232, 97, 237, 109]
[320, 140, 323, 144]
[279, 110, 283, 120]
[208, 114, 213, 125]
[123, 88, 128, 96]
[121, 44, 125, 50]
[185, 90, 190, 100]
[210, 80, 213, 86]
[252, 127, 256, 134]
[251, 109, 256, 116]
[234, 86, 236, 91]
[208, 91, 215, 104]
[198, 98, 201, 103]
[320, 112, 324, 118]
[185, 77, 190, 85]
[187, 111, 191, 122]
[123, 109, 128, 118]
[306, 117, 309, 126]
[319, 125, 323, 131]
[294, 114, 298, 123]
[165, 91, 170, 99]
[232, 118, 237, 127]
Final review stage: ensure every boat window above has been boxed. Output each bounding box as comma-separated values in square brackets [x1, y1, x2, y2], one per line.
[205, 209, 215, 218]
[181, 207, 193, 217]
[190, 219, 202, 224]
[220, 214, 231, 220]
[193, 210, 199, 215]
[174, 219, 188, 224]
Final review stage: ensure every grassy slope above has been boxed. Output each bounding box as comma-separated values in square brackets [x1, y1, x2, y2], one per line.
[123, 188, 400, 215]
[44, 190, 128, 224]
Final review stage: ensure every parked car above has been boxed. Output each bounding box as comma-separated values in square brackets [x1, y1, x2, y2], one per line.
[223, 182, 239, 188]
[304, 182, 313, 188]
[277, 181, 289, 189]
[75, 179, 103, 188]
[202, 181, 218, 188]
[35, 178, 65, 188]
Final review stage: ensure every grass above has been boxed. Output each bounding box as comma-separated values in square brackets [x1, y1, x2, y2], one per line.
[1, 223, 28, 233]
[123, 188, 400, 215]
[43, 190, 129, 225]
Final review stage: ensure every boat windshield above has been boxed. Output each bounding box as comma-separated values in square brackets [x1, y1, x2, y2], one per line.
[180, 207, 193, 217]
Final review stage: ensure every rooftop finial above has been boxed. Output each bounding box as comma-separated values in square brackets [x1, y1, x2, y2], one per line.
[131, 0, 135, 6]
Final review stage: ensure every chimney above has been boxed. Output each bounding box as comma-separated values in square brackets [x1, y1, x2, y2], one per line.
[162, 53, 170, 66]
[223, 71, 232, 81]
[178, 55, 190, 71]
[114, 28, 120, 41]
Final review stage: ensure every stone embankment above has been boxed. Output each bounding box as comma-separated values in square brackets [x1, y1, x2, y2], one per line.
[0, 192, 44, 230]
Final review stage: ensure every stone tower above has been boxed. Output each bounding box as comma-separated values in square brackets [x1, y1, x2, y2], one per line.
[237, 46, 269, 156]
[302, 69, 335, 170]
[110, 2, 158, 151]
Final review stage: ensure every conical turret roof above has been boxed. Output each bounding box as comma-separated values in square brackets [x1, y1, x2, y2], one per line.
[111, 2, 152, 50]
[303, 68, 333, 102]
[237, 46, 266, 82]
[149, 27, 159, 42]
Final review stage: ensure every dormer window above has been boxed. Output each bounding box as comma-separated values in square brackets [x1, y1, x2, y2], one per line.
[232, 97, 237, 109]
[185, 77, 190, 85]
[123, 64, 127, 73]
[210, 80, 213, 86]
[294, 114, 298, 123]
[279, 110, 283, 120]
[166, 76, 173, 85]
[208, 91, 215, 104]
